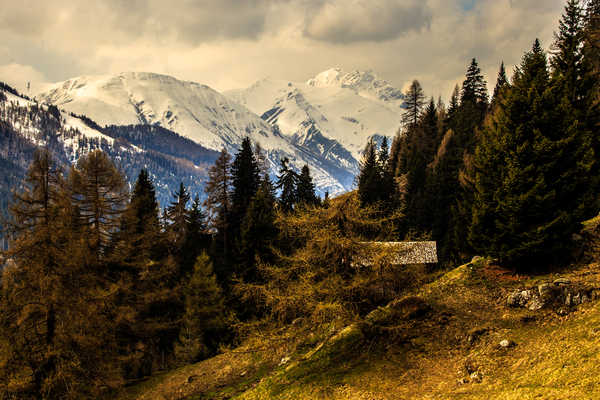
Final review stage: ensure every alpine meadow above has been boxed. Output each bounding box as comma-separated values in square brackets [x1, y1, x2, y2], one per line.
[1, 0, 600, 399]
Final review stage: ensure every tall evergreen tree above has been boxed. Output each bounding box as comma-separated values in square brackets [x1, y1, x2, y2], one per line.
[276, 157, 298, 212]
[119, 169, 162, 262]
[230, 137, 260, 236]
[296, 165, 319, 206]
[239, 177, 278, 283]
[204, 148, 233, 281]
[378, 136, 396, 207]
[447, 84, 460, 119]
[357, 139, 382, 206]
[182, 195, 210, 276]
[166, 182, 191, 254]
[492, 61, 509, 105]
[461, 58, 489, 106]
[175, 253, 228, 363]
[402, 80, 426, 128]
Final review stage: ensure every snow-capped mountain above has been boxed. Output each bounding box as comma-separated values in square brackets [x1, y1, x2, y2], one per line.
[306, 68, 405, 103]
[226, 68, 405, 162]
[37, 72, 274, 151]
[36, 72, 354, 194]
[0, 84, 219, 207]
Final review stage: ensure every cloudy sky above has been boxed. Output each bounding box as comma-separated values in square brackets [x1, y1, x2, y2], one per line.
[0, 0, 566, 99]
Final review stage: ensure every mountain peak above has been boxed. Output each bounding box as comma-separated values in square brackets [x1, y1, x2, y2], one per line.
[307, 68, 404, 103]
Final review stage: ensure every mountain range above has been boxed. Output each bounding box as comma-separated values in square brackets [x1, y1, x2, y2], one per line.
[0, 68, 405, 225]
[36, 69, 405, 193]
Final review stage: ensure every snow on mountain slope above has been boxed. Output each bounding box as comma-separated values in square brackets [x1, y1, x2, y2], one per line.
[0, 84, 220, 206]
[307, 68, 404, 104]
[226, 69, 405, 161]
[36, 73, 350, 194]
[1, 88, 116, 153]
[37, 72, 277, 151]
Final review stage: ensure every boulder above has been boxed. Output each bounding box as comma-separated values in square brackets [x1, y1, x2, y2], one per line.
[499, 339, 516, 348]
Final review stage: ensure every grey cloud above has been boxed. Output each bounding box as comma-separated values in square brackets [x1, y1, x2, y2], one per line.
[0, 0, 280, 45]
[303, 0, 432, 44]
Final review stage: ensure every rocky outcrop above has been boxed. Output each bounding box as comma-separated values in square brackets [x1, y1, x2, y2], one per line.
[506, 279, 599, 313]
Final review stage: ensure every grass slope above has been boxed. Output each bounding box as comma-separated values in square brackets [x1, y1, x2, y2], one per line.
[124, 260, 600, 400]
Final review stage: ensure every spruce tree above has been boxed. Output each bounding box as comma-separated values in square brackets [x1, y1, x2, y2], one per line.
[357, 139, 382, 206]
[492, 61, 509, 105]
[461, 58, 489, 106]
[447, 84, 460, 119]
[182, 195, 210, 276]
[204, 148, 232, 281]
[166, 182, 191, 254]
[119, 169, 162, 263]
[239, 177, 278, 283]
[378, 136, 395, 207]
[276, 157, 298, 212]
[230, 137, 260, 238]
[175, 253, 228, 363]
[296, 165, 319, 206]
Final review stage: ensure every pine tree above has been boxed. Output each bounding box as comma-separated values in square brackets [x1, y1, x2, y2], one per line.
[175, 253, 228, 364]
[402, 80, 426, 128]
[276, 157, 298, 212]
[428, 60, 489, 264]
[296, 165, 319, 206]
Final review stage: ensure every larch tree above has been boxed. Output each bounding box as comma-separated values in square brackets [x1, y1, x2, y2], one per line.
[402, 80, 426, 128]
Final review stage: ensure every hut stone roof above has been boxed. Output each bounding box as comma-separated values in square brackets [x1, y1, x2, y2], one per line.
[360, 241, 438, 265]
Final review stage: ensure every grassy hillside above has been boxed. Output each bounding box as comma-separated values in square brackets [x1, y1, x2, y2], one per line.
[123, 255, 600, 400]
